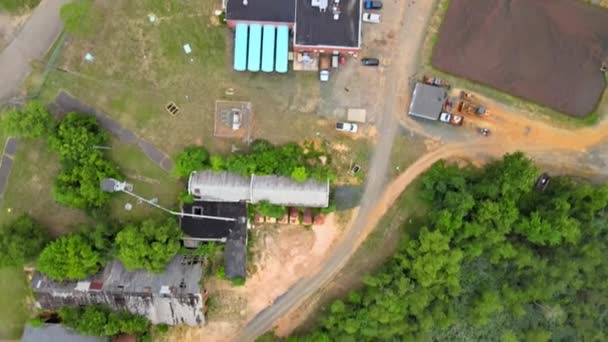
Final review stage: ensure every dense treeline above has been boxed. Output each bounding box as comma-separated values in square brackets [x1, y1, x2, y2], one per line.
[173, 140, 334, 182]
[287, 153, 608, 341]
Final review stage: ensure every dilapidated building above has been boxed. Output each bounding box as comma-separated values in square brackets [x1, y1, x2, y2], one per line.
[32, 256, 206, 326]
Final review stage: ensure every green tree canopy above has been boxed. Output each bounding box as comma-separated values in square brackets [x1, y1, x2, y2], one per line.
[114, 218, 181, 272]
[37, 234, 103, 281]
[49, 113, 119, 208]
[1, 101, 54, 138]
[59, 305, 149, 337]
[0, 215, 48, 267]
[292, 152, 608, 341]
[172, 146, 210, 178]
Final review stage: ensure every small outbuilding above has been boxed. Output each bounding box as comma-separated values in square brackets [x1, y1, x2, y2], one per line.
[408, 82, 448, 121]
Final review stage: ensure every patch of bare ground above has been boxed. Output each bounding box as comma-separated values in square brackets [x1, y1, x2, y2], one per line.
[165, 214, 341, 341]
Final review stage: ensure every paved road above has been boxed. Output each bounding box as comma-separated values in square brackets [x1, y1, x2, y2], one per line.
[53, 92, 174, 171]
[0, 137, 17, 196]
[0, 0, 71, 101]
[237, 1, 436, 340]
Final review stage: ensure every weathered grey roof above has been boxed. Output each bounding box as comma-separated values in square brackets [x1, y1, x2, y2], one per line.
[32, 256, 205, 326]
[251, 175, 329, 207]
[102, 256, 203, 294]
[408, 82, 447, 121]
[22, 324, 108, 342]
[188, 171, 330, 208]
[188, 171, 250, 202]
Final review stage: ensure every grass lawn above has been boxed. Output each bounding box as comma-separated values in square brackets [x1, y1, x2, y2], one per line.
[293, 177, 430, 334]
[106, 137, 181, 224]
[38, 0, 328, 157]
[0, 267, 29, 339]
[0, 138, 90, 236]
[419, 0, 607, 128]
[0, 0, 40, 13]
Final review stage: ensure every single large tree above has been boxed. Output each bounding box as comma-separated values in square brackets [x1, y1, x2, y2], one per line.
[0, 215, 48, 267]
[37, 234, 103, 281]
[114, 218, 181, 272]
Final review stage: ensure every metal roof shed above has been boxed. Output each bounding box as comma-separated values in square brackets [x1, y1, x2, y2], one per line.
[408, 82, 447, 121]
[188, 171, 250, 202]
[251, 175, 330, 208]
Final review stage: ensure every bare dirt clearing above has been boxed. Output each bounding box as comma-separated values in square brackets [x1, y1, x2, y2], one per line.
[432, 0, 608, 117]
[166, 215, 340, 342]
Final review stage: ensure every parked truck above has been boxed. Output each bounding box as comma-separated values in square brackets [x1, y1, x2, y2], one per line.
[439, 112, 464, 126]
[319, 54, 330, 82]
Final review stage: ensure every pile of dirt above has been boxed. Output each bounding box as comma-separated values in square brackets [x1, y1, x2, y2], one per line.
[432, 0, 608, 117]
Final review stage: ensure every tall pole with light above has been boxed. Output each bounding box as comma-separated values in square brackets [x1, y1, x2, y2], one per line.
[100, 178, 235, 222]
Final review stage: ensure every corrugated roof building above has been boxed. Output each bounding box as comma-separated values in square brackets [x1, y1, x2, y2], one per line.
[32, 256, 206, 326]
[408, 82, 447, 121]
[188, 170, 330, 208]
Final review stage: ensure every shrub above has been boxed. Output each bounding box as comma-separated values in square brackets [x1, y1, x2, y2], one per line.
[59, 306, 149, 337]
[230, 277, 245, 286]
[28, 317, 43, 328]
[255, 201, 286, 218]
[37, 234, 103, 281]
[115, 218, 181, 272]
[172, 146, 210, 178]
[0, 214, 47, 267]
[215, 265, 225, 279]
[1, 101, 54, 138]
[155, 323, 169, 334]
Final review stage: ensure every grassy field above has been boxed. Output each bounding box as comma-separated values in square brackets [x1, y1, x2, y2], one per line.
[37, 0, 327, 156]
[0, 137, 90, 236]
[419, 0, 607, 128]
[0, 267, 29, 339]
[0, 0, 40, 13]
[106, 137, 181, 224]
[293, 177, 430, 334]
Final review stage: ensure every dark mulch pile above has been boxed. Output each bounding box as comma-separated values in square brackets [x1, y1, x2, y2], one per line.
[432, 0, 608, 117]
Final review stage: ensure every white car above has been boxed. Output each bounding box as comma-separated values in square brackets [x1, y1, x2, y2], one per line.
[336, 122, 358, 133]
[362, 12, 381, 24]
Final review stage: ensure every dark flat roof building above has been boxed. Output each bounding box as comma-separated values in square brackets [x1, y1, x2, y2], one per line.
[225, 0, 362, 53]
[294, 0, 361, 51]
[180, 201, 248, 280]
[226, 0, 296, 24]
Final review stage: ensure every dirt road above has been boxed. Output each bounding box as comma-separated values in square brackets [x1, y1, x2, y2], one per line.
[0, 0, 70, 101]
[237, 0, 437, 340]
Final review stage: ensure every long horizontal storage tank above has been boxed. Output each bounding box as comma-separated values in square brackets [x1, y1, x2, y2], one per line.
[275, 26, 289, 73]
[261, 25, 276, 72]
[233, 23, 248, 71]
[247, 24, 262, 72]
